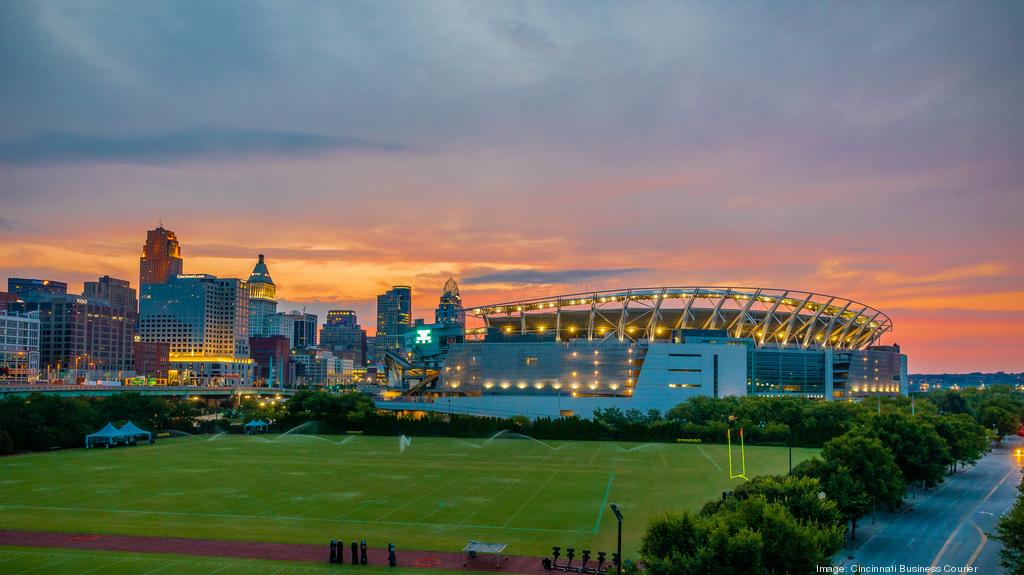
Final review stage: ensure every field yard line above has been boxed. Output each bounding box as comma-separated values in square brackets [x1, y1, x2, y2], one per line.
[414, 472, 499, 523]
[10, 555, 76, 575]
[456, 472, 528, 526]
[74, 557, 128, 575]
[592, 472, 616, 533]
[659, 447, 669, 469]
[501, 471, 557, 528]
[697, 445, 721, 472]
[587, 447, 602, 466]
[372, 472, 468, 522]
[139, 559, 180, 575]
[338, 471, 445, 519]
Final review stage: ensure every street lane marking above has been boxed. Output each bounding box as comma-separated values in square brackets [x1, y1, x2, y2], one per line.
[929, 466, 1015, 569]
[965, 521, 987, 568]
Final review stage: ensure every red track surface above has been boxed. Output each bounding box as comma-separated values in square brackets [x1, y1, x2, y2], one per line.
[0, 530, 549, 573]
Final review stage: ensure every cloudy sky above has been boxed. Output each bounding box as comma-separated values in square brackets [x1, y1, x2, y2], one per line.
[1, 1, 1022, 372]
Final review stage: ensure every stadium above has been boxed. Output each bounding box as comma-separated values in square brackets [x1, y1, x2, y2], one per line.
[379, 286, 908, 418]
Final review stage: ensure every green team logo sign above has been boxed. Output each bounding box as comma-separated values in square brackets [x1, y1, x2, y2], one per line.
[415, 329, 432, 344]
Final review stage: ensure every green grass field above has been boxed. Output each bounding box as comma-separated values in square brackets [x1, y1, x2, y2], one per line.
[0, 433, 816, 558]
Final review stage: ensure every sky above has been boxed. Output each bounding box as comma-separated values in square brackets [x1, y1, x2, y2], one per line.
[1, 1, 1022, 373]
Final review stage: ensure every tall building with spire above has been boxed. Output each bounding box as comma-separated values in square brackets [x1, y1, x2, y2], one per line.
[435, 277, 464, 326]
[140, 225, 183, 286]
[247, 254, 277, 337]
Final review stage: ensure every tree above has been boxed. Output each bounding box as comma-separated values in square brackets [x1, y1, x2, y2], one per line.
[932, 413, 989, 473]
[819, 433, 904, 538]
[980, 405, 1020, 446]
[996, 473, 1024, 575]
[862, 413, 952, 488]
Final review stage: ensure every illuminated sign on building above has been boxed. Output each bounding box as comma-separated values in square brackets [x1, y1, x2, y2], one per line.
[415, 329, 432, 344]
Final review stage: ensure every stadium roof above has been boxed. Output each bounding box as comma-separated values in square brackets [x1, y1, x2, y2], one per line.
[467, 286, 892, 350]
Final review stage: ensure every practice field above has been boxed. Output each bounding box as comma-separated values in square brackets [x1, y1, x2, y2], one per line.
[0, 433, 816, 557]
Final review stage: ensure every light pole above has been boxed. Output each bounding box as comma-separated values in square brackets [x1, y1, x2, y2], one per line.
[610, 503, 623, 575]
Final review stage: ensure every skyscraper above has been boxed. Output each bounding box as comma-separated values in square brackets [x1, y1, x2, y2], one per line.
[247, 254, 277, 337]
[139, 225, 183, 286]
[84, 276, 138, 314]
[139, 274, 252, 385]
[374, 285, 412, 364]
[435, 277, 464, 326]
[320, 310, 367, 366]
[83, 275, 138, 341]
[267, 310, 318, 349]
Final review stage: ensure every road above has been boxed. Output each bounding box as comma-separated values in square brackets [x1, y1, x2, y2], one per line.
[840, 435, 1023, 574]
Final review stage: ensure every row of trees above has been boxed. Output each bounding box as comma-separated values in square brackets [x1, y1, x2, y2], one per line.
[631, 388, 1022, 573]
[997, 477, 1024, 575]
[0, 392, 206, 454]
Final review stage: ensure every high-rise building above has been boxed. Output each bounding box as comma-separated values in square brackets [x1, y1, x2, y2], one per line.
[320, 310, 367, 367]
[139, 274, 252, 385]
[140, 225, 183, 286]
[0, 311, 40, 383]
[326, 310, 358, 328]
[375, 285, 412, 364]
[435, 277, 464, 326]
[247, 254, 278, 337]
[249, 335, 291, 387]
[7, 278, 67, 298]
[84, 276, 138, 314]
[9, 292, 134, 378]
[83, 276, 138, 333]
[268, 310, 317, 349]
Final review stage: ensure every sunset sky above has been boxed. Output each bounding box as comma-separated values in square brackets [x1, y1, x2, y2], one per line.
[1, 1, 1022, 373]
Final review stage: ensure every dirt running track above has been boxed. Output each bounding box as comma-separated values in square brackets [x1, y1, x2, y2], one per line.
[0, 530, 550, 573]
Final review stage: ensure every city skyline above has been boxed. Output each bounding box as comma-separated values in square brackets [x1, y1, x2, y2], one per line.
[2, 2, 1022, 373]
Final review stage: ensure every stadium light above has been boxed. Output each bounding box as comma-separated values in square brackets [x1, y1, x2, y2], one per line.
[610, 503, 623, 575]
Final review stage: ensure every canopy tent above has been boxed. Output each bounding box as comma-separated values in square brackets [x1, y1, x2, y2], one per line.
[85, 423, 125, 448]
[118, 421, 154, 444]
[244, 420, 270, 434]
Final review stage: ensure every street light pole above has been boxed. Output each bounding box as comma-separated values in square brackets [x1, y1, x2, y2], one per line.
[610, 503, 623, 575]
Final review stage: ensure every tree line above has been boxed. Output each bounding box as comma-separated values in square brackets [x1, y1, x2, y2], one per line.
[631, 386, 1023, 574]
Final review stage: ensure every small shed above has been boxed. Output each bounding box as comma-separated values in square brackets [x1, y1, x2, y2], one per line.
[244, 419, 270, 434]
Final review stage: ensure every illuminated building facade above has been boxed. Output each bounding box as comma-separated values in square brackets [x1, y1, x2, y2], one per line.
[8, 292, 134, 378]
[139, 225, 183, 286]
[374, 285, 412, 364]
[139, 274, 252, 385]
[435, 277, 465, 326]
[320, 310, 367, 366]
[7, 278, 67, 298]
[247, 254, 278, 337]
[0, 312, 40, 383]
[291, 349, 352, 386]
[377, 286, 909, 418]
[84, 276, 138, 335]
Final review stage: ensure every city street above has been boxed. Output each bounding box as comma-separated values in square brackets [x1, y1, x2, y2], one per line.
[839, 435, 1023, 574]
